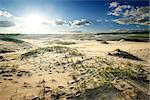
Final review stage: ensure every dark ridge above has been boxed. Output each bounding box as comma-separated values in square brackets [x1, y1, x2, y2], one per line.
[123, 38, 149, 42]
[96, 31, 149, 35]
[108, 49, 143, 61]
[0, 33, 21, 36]
[0, 50, 15, 53]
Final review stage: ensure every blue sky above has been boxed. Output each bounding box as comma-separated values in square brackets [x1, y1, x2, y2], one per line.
[0, 0, 149, 33]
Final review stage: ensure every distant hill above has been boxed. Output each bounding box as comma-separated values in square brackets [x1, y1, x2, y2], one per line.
[96, 31, 149, 35]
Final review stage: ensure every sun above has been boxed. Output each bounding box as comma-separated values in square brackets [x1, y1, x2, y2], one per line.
[23, 14, 45, 33]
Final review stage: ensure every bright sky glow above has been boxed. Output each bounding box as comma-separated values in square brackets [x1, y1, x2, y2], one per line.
[23, 14, 45, 33]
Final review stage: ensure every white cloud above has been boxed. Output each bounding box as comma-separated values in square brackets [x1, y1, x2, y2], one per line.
[110, 28, 129, 33]
[97, 19, 102, 22]
[107, 11, 120, 16]
[0, 9, 91, 31]
[123, 10, 130, 16]
[54, 19, 68, 26]
[0, 9, 13, 17]
[69, 19, 91, 27]
[43, 19, 91, 28]
[108, 2, 131, 17]
[0, 21, 15, 27]
[109, 2, 119, 8]
[125, 6, 149, 17]
[59, 30, 82, 34]
[121, 5, 131, 9]
[97, 18, 109, 23]
[108, 1, 149, 26]
[104, 19, 109, 22]
[42, 19, 68, 27]
[112, 13, 149, 26]
[110, 28, 148, 33]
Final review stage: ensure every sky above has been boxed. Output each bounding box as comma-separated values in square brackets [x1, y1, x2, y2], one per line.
[0, 0, 149, 34]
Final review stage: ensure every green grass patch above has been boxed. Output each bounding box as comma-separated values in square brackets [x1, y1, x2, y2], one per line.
[21, 46, 83, 59]
[127, 34, 149, 39]
[99, 67, 133, 79]
[0, 33, 21, 36]
[0, 37, 24, 43]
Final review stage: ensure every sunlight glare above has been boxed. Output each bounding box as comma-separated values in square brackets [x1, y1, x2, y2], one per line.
[23, 14, 45, 33]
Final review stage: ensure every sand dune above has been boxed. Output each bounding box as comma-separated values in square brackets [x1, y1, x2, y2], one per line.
[0, 35, 149, 100]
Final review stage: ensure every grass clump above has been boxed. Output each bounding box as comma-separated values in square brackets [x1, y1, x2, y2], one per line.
[21, 47, 54, 59]
[21, 49, 39, 59]
[69, 57, 136, 91]
[99, 67, 133, 79]
[55, 41, 76, 45]
[71, 66, 134, 92]
[21, 46, 83, 59]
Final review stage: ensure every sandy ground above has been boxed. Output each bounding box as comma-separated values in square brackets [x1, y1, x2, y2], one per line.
[0, 37, 149, 100]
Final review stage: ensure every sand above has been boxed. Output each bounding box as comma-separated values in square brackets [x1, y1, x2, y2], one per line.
[0, 37, 149, 100]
